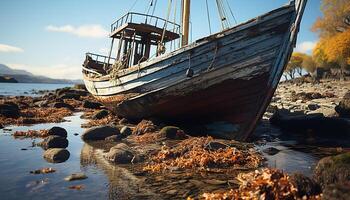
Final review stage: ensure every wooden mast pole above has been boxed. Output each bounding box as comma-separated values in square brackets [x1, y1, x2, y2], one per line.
[181, 0, 190, 47]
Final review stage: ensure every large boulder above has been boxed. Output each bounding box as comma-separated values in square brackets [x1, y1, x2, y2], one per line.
[83, 100, 102, 109]
[43, 148, 70, 163]
[335, 92, 350, 118]
[104, 143, 136, 164]
[81, 125, 119, 141]
[0, 102, 20, 118]
[38, 136, 69, 149]
[313, 152, 350, 188]
[48, 126, 67, 138]
[92, 109, 109, 120]
[270, 109, 350, 135]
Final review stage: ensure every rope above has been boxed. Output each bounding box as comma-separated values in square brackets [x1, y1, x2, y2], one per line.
[127, 0, 138, 12]
[158, 0, 172, 55]
[205, 0, 212, 34]
[207, 45, 218, 71]
[225, 0, 237, 24]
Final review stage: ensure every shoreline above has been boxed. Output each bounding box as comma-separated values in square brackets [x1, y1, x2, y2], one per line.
[0, 79, 349, 199]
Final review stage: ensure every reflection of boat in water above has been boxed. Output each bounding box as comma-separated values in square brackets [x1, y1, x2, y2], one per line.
[80, 143, 160, 199]
[82, 0, 307, 140]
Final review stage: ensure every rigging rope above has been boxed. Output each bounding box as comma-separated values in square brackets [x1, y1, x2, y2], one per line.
[205, 0, 212, 34]
[158, 0, 172, 55]
[127, 0, 138, 12]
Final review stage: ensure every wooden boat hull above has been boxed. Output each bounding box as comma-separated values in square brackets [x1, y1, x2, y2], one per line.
[83, 0, 307, 140]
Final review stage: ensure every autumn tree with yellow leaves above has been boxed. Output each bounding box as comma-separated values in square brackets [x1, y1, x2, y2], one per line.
[312, 0, 350, 70]
[284, 52, 316, 80]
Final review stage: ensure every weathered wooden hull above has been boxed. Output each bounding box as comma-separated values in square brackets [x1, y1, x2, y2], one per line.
[82, 0, 307, 140]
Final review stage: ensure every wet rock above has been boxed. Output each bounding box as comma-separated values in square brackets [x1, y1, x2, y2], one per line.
[51, 102, 74, 111]
[43, 148, 70, 163]
[0, 102, 20, 118]
[203, 179, 227, 185]
[105, 143, 136, 164]
[73, 133, 79, 136]
[335, 92, 350, 118]
[58, 92, 81, 100]
[290, 173, 321, 197]
[30, 168, 56, 174]
[81, 125, 119, 141]
[0, 123, 3, 129]
[68, 185, 85, 190]
[270, 109, 350, 135]
[48, 126, 67, 138]
[120, 126, 132, 137]
[64, 173, 88, 181]
[82, 100, 102, 109]
[92, 109, 109, 120]
[159, 126, 187, 140]
[322, 182, 350, 200]
[262, 147, 280, 155]
[313, 152, 350, 188]
[38, 136, 69, 149]
[307, 103, 320, 111]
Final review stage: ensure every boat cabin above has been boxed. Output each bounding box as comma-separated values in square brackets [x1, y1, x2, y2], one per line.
[84, 12, 181, 75]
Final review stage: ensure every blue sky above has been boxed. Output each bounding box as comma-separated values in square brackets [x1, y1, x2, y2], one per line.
[0, 0, 322, 79]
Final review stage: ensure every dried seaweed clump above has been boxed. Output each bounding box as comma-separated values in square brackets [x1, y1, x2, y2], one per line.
[81, 115, 115, 128]
[143, 137, 262, 172]
[134, 132, 163, 144]
[13, 129, 49, 138]
[132, 120, 157, 135]
[1, 108, 72, 126]
[201, 168, 322, 200]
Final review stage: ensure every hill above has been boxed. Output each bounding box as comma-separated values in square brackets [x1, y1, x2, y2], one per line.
[0, 64, 82, 84]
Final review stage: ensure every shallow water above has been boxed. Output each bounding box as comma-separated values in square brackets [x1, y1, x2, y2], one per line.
[0, 113, 326, 199]
[0, 83, 72, 96]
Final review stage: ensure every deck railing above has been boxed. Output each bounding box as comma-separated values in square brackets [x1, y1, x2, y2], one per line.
[111, 12, 181, 35]
[85, 53, 116, 65]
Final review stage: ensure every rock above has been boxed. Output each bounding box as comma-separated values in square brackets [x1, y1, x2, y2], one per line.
[58, 92, 80, 100]
[73, 84, 87, 90]
[64, 173, 88, 181]
[105, 135, 122, 142]
[307, 103, 320, 111]
[165, 189, 178, 195]
[313, 152, 350, 188]
[290, 173, 321, 197]
[48, 126, 67, 138]
[33, 100, 49, 108]
[73, 133, 79, 136]
[105, 143, 136, 164]
[262, 147, 280, 155]
[0, 102, 20, 118]
[270, 109, 350, 135]
[205, 141, 228, 151]
[118, 118, 129, 125]
[92, 109, 109, 120]
[38, 136, 69, 149]
[335, 92, 350, 118]
[132, 120, 157, 135]
[51, 102, 74, 111]
[82, 100, 102, 109]
[43, 148, 70, 163]
[120, 126, 131, 136]
[0, 123, 3, 129]
[322, 183, 350, 200]
[159, 126, 187, 140]
[203, 179, 227, 185]
[81, 125, 119, 141]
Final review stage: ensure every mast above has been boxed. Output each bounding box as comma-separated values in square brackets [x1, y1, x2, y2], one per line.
[181, 0, 190, 47]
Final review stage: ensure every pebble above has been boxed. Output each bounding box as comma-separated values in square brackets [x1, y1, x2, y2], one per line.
[64, 173, 88, 181]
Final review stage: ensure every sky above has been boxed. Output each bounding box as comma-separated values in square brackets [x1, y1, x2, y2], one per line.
[0, 0, 322, 80]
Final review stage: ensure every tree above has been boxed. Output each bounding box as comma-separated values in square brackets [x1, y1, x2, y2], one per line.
[312, 0, 350, 37]
[312, 0, 350, 70]
[285, 52, 316, 79]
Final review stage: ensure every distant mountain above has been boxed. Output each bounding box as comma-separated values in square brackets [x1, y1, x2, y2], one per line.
[0, 64, 33, 76]
[0, 63, 82, 84]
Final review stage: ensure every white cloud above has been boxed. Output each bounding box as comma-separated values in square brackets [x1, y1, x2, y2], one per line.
[0, 44, 24, 53]
[6, 63, 82, 80]
[46, 24, 109, 38]
[295, 41, 317, 54]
